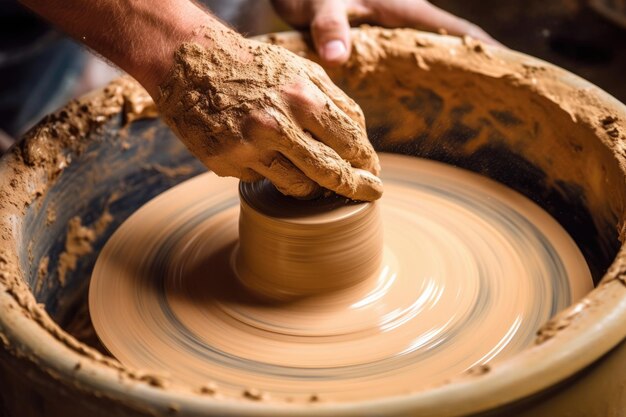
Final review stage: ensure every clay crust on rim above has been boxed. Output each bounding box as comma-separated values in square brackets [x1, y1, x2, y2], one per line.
[0, 27, 625, 416]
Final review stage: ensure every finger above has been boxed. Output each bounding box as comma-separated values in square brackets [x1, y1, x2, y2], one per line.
[306, 64, 366, 130]
[285, 83, 379, 175]
[311, 0, 352, 64]
[251, 153, 322, 199]
[303, 105, 380, 175]
[205, 154, 264, 182]
[277, 128, 383, 201]
[370, 1, 502, 47]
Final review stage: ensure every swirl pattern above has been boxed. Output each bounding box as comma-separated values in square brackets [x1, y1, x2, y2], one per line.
[89, 153, 592, 402]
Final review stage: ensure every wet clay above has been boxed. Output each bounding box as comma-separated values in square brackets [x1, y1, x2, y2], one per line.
[89, 153, 592, 403]
[237, 180, 383, 299]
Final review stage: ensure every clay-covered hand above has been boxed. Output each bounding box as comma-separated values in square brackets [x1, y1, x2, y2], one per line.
[156, 30, 382, 201]
[271, 0, 499, 64]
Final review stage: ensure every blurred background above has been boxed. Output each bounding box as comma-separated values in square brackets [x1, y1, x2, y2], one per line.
[0, 0, 625, 152]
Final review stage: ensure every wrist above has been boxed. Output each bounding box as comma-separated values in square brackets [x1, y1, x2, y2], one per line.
[19, 0, 244, 99]
[132, 3, 240, 98]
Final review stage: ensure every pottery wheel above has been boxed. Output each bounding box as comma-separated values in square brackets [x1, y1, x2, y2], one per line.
[89, 153, 592, 402]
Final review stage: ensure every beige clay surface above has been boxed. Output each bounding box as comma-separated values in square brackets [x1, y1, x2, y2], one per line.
[89, 153, 592, 403]
[237, 177, 383, 299]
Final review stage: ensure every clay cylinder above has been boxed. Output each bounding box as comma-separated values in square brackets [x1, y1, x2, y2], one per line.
[236, 180, 383, 300]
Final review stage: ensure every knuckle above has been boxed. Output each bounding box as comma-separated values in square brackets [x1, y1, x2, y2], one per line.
[338, 113, 364, 136]
[320, 154, 350, 188]
[349, 106, 366, 128]
[306, 62, 333, 85]
[284, 82, 321, 110]
[282, 81, 305, 101]
[363, 152, 381, 175]
[328, 172, 344, 189]
[307, 61, 327, 78]
[246, 109, 280, 132]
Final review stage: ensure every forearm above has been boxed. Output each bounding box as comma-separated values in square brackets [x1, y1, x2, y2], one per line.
[19, 0, 231, 97]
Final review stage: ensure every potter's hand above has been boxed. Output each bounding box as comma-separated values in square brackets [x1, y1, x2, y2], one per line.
[157, 32, 383, 201]
[20, 0, 382, 201]
[271, 0, 499, 64]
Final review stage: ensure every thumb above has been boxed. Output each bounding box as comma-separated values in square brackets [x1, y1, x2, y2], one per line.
[311, 0, 351, 65]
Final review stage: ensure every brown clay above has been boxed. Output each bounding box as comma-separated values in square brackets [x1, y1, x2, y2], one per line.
[237, 179, 383, 299]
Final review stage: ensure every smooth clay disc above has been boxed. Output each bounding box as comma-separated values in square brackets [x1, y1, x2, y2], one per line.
[89, 153, 592, 403]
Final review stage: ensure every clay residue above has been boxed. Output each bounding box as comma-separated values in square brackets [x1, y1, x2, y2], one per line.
[35, 256, 48, 294]
[141, 126, 157, 141]
[535, 298, 593, 345]
[0, 75, 193, 406]
[45, 206, 56, 225]
[123, 86, 159, 125]
[156, 31, 382, 201]
[144, 163, 195, 178]
[17, 78, 156, 176]
[600, 115, 621, 139]
[58, 219, 93, 286]
[57, 209, 113, 287]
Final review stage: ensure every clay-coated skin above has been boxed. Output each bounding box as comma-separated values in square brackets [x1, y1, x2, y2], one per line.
[157, 35, 383, 201]
[89, 153, 591, 403]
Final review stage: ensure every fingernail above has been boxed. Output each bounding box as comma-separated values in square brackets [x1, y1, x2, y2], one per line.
[322, 40, 347, 62]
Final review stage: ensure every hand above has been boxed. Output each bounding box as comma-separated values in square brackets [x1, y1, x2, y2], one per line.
[271, 0, 499, 65]
[156, 29, 383, 201]
[19, 0, 383, 201]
